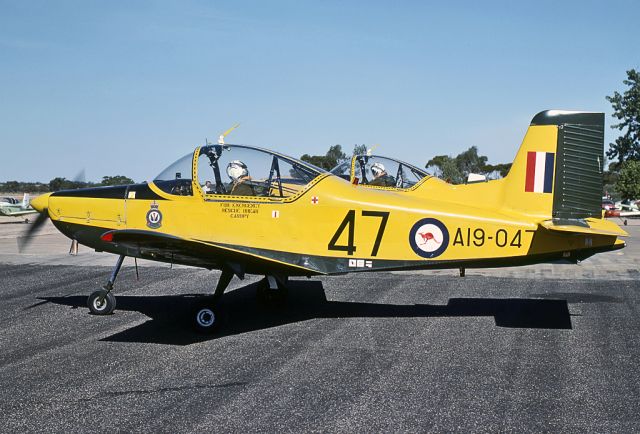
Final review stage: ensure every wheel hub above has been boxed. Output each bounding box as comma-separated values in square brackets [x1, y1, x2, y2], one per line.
[93, 297, 106, 310]
[196, 308, 215, 327]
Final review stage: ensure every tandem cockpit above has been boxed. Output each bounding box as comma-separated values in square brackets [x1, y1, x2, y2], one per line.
[330, 154, 430, 190]
[152, 144, 326, 200]
[152, 145, 432, 200]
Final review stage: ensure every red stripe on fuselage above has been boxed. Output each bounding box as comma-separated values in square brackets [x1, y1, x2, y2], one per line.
[525, 151, 536, 192]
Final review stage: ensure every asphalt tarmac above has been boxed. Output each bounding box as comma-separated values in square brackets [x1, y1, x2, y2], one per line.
[1, 218, 639, 432]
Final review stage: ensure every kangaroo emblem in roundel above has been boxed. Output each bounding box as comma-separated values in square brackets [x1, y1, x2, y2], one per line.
[418, 231, 441, 246]
[146, 203, 162, 229]
[409, 218, 449, 258]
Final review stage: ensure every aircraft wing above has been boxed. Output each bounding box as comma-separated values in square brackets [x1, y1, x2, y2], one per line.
[604, 210, 640, 219]
[619, 203, 640, 212]
[100, 229, 320, 276]
[618, 211, 640, 218]
[0, 207, 38, 217]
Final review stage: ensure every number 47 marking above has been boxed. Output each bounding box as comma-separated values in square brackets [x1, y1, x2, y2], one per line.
[328, 210, 390, 256]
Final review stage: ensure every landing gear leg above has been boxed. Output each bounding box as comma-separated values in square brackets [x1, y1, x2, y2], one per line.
[213, 268, 234, 302]
[87, 255, 125, 315]
[257, 274, 289, 304]
[192, 268, 235, 333]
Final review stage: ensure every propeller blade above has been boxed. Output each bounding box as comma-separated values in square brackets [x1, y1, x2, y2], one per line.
[73, 169, 86, 185]
[17, 211, 49, 253]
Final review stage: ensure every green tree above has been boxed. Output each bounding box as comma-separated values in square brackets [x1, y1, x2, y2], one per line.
[426, 155, 451, 170]
[426, 155, 464, 184]
[352, 144, 368, 155]
[615, 160, 640, 200]
[325, 145, 347, 166]
[101, 175, 134, 186]
[48, 177, 90, 191]
[483, 163, 513, 178]
[301, 144, 347, 170]
[606, 69, 640, 166]
[439, 157, 465, 184]
[0, 181, 50, 193]
[426, 146, 512, 183]
[455, 146, 488, 175]
[299, 154, 327, 168]
[3, 181, 20, 192]
[48, 177, 68, 192]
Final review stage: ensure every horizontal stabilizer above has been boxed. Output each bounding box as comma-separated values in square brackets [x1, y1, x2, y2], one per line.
[540, 219, 628, 237]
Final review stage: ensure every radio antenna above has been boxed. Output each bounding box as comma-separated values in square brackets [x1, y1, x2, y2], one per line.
[218, 123, 240, 145]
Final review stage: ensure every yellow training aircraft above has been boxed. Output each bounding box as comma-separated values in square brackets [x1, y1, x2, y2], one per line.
[24, 110, 627, 332]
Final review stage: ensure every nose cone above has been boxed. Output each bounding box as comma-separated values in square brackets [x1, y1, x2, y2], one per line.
[30, 192, 51, 212]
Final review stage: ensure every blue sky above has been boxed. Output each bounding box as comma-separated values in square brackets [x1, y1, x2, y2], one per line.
[1, 0, 638, 183]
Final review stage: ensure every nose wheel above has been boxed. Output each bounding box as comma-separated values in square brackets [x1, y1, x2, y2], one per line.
[87, 290, 116, 315]
[87, 254, 124, 315]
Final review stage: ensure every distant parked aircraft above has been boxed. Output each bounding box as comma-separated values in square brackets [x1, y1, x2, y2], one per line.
[606, 208, 640, 226]
[0, 194, 38, 222]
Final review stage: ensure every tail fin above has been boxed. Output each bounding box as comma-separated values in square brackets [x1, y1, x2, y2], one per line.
[503, 110, 604, 221]
[22, 193, 30, 209]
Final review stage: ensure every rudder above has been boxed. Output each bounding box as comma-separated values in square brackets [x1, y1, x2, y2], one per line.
[503, 110, 604, 221]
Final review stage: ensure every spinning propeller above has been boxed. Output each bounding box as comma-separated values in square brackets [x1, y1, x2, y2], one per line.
[17, 170, 85, 253]
[17, 194, 51, 252]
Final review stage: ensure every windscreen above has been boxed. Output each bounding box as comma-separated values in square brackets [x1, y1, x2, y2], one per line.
[153, 152, 194, 196]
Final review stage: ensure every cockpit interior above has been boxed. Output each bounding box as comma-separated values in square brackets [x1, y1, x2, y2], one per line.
[330, 155, 429, 189]
[153, 145, 325, 198]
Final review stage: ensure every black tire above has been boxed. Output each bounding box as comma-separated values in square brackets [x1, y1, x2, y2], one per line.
[192, 300, 220, 334]
[87, 290, 116, 315]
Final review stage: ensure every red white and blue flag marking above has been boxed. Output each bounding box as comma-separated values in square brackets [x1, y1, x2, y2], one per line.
[525, 152, 555, 193]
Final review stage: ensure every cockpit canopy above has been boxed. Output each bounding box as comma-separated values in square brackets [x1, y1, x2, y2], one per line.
[153, 145, 326, 198]
[331, 155, 429, 189]
[1, 197, 20, 205]
[154, 152, 194, 196]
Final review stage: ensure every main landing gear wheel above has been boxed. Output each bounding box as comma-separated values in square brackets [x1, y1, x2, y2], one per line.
[189, 267, 235, 334]
[87, 290, 116, 315]
[192, 299, 220, 334]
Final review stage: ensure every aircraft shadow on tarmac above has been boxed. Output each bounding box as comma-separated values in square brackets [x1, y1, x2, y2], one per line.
[41, 280, 572, 346]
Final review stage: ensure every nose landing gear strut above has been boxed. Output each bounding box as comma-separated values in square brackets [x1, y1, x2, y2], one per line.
[87, 254, 125, 315]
